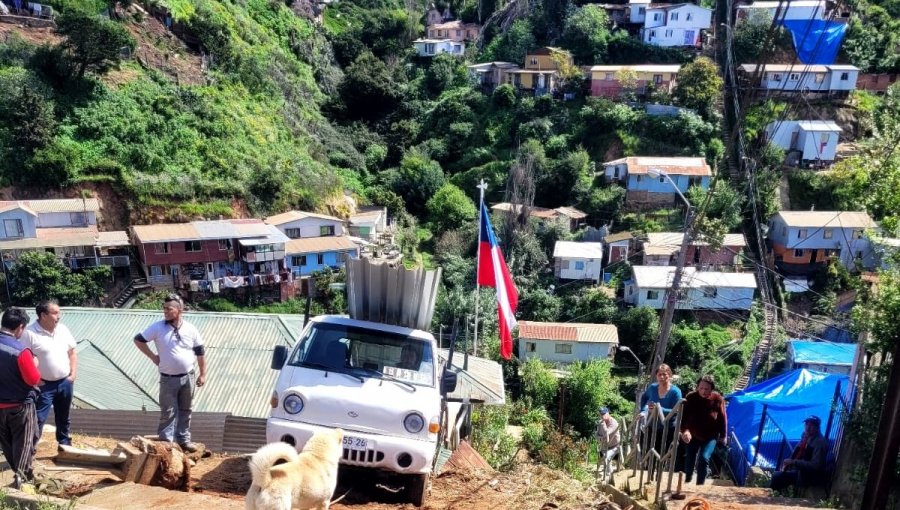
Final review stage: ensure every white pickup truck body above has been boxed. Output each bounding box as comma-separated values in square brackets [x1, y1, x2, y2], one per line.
[266, 314, 460, 505]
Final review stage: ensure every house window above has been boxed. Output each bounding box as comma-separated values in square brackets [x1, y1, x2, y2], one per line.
[654, 74, 663, 84]
[319, 225, 335, 237]
[773, 73, 782, 81]
[3, 219, 23, 238]
[218, 239, 232, 250]
[456, 30, 461, 37]
[285, 228, 302, 239]
[794, 249, 805, 258]
[823, 229, 833, 239]
[686, 12, 692, 20]
[605, 72, 614, 81]
[670, 12, 678, 20]
[665, 29, 673, 38]
[798, 229, 808, 239]
[575, 261, 585, 270]
[425, 43, 435, 54]
[530, 57, 538, 65]
[781, 227, 787, 236]
[638, 7, 645, 14]
[815, 73, 825, 83]
[555, 343, 572, 355]
[637, 175, 643, 182]
[789, 73, 800, 81]
[840, 72, 849, 81]
[70, 212, 88, 226]
[525, 342, 536, 353]
[659, 175, 666, 183]
[336, 251, 348, 264]
[154, 242, 170, 254]
[291, 255, 307, 266]
[647, 290, 660, 300]
[852, 229, 862, 239]
[702, 287, 717, 298]
[316, 253, 324, 265]
[650, 30, 657, 38]
[184, 241, 202, 252]
[653, 12, 661, 20]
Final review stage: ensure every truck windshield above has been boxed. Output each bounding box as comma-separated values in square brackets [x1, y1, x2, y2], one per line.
[288, 322, 435, 387]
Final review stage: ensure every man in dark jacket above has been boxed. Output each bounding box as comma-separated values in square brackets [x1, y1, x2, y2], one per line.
[0, 308, 41, 489]
[770, 415, 829, 493]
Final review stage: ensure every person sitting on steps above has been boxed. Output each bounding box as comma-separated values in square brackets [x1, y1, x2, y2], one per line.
[770, 415, 828, 494]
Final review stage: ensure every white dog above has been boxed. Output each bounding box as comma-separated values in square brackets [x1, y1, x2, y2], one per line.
[246, 428, 344, 510]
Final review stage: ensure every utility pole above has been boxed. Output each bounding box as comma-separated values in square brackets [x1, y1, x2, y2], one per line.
[650, 207, 695, 376]
[860, 336, 900, 510]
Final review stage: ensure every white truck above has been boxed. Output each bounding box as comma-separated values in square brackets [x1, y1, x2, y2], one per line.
[266, 314, 460, 506]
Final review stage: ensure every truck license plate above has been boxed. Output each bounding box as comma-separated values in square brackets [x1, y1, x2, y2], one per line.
[343, 435, 368, 451]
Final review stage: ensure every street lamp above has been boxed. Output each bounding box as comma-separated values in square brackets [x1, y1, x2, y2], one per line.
[618, 345, 645, 412]
[645, 168, 695, 378]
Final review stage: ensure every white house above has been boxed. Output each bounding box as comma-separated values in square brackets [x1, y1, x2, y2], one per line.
[735, 0, 828, 21]
[412, 38, 464, 57]
[625, 266, 758, 310]
[739, 64, 859, 93]
[517, 321, 619, 364]
[349, 207, 388, 242]
[553, 241, 604, 281]
[765, 120, 842, 164]
[641, 3, 712, 47]
[264, 210, 345, 239]
[628, 0, 651, 23]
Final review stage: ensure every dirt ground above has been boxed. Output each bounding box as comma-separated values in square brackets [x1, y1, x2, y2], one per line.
[32, 433, 605, 510]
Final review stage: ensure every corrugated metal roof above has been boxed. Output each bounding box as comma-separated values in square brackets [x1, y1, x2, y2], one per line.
[436, 350, 505, 405]
[604, 231, 634, 243]
[553, 241, 603, 259]
[0, 228, 130, 250]
[588, 64, 681, 73]
[132, 219, 273, 243]
[606, 157, 712, 176]
[644, 232, 747, 254]
[284, 236, 359, 255]
[518, 321, 619, 344]
[738, 63, 832, 73]
[0, 198, 100, 213]
[796, 120, 842, 132]
[554, 206, 587, 219]
[265, 210, 343, 225]
[774, 211, 876, 229]
[631, 266, 758, 288]
[55, 308, 298, 419]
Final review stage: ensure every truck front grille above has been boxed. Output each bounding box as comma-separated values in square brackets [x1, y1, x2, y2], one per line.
[342, 448, 384, 464]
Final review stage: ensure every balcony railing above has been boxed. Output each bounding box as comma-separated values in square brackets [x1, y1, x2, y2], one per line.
[67, 255, 130, 269]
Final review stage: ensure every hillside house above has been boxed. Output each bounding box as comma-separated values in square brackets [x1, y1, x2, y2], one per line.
[284, 236, 359, 277]
[587, 64, 681, 98]
[767, 211, 878, 275]
[518, 321, 619, 364]
[641, 3, 712, 47]
[628, 0, 652, 23]
[131, 219, 290, 289]
[0, 199, 130, 269]
[467, 61, 521, 91]
[265, 210, 345, 239]
[603, 156, 711, 206]
[553, 241, 604, 282]
[505, 47, 573, 96]
[764, 120, 841, 165]
[490, 203, 587, 232]
[426, 20, 480, 41]
[642, 232, 747, 268]
[625, 266, 758, 310]
[425, 4, 453, 26]
[349, 207, 388, 242]
[870, 235, 900, 270]
[735, 0, 828, 21]
[603, 231, 633, 265]
[787, 340, 856, 375]
[412, 38, 464, 57]
[597, 3, 629, 24]
[738, 64, 859, 94]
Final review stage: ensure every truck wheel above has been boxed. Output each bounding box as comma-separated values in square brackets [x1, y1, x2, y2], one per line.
[407, 473, 429, 507]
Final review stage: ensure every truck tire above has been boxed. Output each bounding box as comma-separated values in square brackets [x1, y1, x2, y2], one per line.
[407, 473, 429, 507]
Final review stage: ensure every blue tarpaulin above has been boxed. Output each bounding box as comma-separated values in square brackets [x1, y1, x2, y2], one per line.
[726, 369, 847, 472]
[780, 20, 848, 65]
[788, 340, 856, 366]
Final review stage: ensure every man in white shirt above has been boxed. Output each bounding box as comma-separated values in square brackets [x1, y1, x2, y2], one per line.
[133, 294, 207, 453]
[23, 300, 77, 447]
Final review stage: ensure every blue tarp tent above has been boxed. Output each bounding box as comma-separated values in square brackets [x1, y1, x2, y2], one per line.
[788, 340, 856, 372]
[780, 20, 848, 65]
[726, 369, 847, 472]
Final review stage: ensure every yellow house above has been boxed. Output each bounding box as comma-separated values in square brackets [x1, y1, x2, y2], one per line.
[506, 47, 574, 95]
[587, 64, 681, 97]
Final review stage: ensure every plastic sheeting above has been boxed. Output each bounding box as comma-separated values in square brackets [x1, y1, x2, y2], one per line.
[780, 20, 848, 65]
[788, 340, 856, 365]
[726, 369, 847, 470]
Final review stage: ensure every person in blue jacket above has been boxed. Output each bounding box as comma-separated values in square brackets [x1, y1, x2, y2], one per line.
[638, 363, 683, 455]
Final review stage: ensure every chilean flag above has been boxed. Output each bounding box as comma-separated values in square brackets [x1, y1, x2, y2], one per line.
[477, 203, 518, 360]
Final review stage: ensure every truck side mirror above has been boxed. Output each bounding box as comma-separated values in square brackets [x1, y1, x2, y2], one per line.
[271, 345, 288, 370]
[441, 370, 458, 394]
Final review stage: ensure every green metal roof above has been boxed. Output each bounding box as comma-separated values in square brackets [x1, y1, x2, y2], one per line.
[55, 308, 299, 419]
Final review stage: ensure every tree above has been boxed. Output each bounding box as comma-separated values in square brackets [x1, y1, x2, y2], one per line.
[389, 149, 446, 215]
[520, 358, 559, 409]
[7, 87, 55, 183]
[563, 360, 629, 436]
[672, 57, 723, 118]
[615, 68, 639, 100]
[560, 5, 611, 65]
[425, 53, 463, 96]
[614, 306, 659, 363]
[56, 10, 136, 78]
[483, 19, 535, 65]
[339, 51, 404, 122]
[9, 251, 110, 306]
[517, 288, 563, 322]
[426, 183, 476, 233]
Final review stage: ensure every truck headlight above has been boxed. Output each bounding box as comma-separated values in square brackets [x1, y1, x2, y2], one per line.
[403, 412, 425, 433]
[283, 394, 304, 414]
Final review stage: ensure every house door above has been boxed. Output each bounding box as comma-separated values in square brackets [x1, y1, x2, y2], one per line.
[206, 262, 215, 281]
[683, 30, 695, 45]
[170, 265, 180, 286]
[790, 131, 800, 149]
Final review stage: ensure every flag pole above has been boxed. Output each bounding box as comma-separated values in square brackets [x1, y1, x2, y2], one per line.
[473, 179, 487, 357]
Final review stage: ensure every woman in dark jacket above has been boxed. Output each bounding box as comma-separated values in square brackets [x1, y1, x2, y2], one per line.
[679, 374, 728, 485]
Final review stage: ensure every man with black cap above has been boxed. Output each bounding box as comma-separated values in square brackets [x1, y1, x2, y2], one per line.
[595, 406, 620, 478]
[770, 415, 828, 493]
